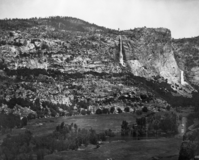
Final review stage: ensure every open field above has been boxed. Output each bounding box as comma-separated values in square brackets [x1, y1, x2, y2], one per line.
[0, 113, 135, 141]
[44, 137, 181, 160]
[25, 113, 136, 136]
[0, 113, 182, 160]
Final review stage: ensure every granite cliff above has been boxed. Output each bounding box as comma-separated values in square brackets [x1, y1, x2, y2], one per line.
[113, 28, 196, 97]
[0, 16, 199, 118]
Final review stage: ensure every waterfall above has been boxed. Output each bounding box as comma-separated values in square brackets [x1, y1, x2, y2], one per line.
[180, 70, 188, 85]
[180, 70, 184, 84]
[119, 35, 125, 66]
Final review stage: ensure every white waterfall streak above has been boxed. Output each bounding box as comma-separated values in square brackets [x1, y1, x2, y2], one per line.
[119, 35, 125, 67]
[180, 70, 188, 85]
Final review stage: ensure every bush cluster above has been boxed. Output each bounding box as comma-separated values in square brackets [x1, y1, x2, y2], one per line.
[0, 113, 28, 133]
[0, 122, 115, 160]
[148, 112, 178, 135]
[121, 119, 146, 138]
[121, 112, 178, 138]
[95, 107, 131, 115]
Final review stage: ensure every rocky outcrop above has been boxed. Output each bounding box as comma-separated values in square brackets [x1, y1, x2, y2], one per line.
[1, 16, 199, 118]
[173, 36, 199, 87]
[113, 28, 196, 97]
[0, 19, 169, 118]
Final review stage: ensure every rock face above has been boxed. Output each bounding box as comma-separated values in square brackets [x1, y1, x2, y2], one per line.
[0, 16, 199, 118]
[173, 36, 199, 86]
[0, 17, 170, 118]
[113, 28, 196, 97]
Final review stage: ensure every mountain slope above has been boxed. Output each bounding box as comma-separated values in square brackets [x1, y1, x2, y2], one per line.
[0, 16, 198, 118]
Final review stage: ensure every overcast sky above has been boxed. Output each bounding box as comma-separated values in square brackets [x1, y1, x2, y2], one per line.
[0, 0, 199, 38]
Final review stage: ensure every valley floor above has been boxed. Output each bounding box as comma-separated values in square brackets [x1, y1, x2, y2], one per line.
[44, 137, 181, 160]
[0, 113, 182, 160]
[24, 113, 136, 136]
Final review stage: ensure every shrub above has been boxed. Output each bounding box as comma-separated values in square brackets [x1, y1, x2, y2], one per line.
[80, 109, 86, 115]
[121, 120, 129, 136]
[166, 105, 171, 111]
[142, 106, 148, 112]
[20, 117, 28, 127]
[27, 113, 36, 120]
[124, 107, 130, 112]
[117, 108, 122, 114]
[1, 130, 33, 160]
[86, 110, 91, 115]
[136, 110, 142, 116]
[95, 108, 102, 114]
[98, 132, 107, 141]
[159, 113, 178, 134]
[102, 108, 109, 114]
[136, 117, 146, 126]
[0, 113, 21, 129]
[60, 122, 65, 129]
[50, 109, 57, 117]
[105, 129, 115, 137]
[148, 112, 178, 135]
[77, 101, 89, 109]
[89, 129, 98, 145]
[110, 107, 115, 114]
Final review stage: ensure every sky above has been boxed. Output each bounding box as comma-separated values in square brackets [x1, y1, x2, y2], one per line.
[0, 0, 199, 38]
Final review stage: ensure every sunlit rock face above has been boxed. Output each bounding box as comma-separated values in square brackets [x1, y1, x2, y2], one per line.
[117, 28, 178, 81]
[113, 28, 195, 96]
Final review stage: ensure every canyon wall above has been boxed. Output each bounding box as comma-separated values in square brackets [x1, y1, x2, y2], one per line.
[113, 28, 196, 97]
[1, 17, 199, 117]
